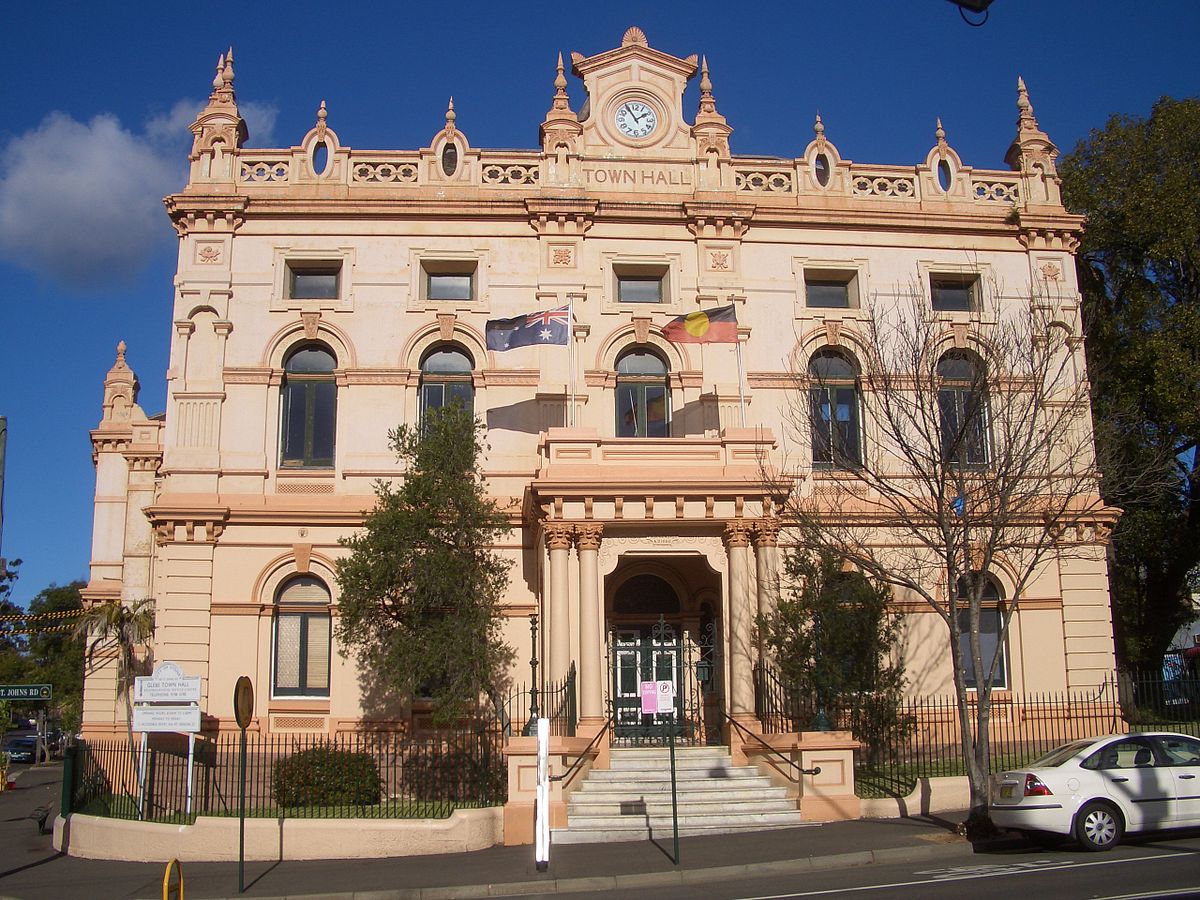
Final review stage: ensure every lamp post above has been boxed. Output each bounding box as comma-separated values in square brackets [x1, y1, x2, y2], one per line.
[523, 614, 540, 736]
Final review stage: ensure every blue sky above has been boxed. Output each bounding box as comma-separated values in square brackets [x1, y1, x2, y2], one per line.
[1, 1, 1197, 608]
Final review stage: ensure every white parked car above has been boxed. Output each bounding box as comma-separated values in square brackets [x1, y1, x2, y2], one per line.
[991, 732, 1200, 850]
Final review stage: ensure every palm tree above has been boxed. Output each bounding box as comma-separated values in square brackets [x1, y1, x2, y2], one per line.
[74, 598, 155, 808]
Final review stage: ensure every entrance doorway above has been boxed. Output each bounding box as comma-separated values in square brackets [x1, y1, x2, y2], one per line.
[606, 570, 723, 746]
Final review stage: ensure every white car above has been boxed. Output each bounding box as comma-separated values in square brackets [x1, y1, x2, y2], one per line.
[990, 732, 1200, 851]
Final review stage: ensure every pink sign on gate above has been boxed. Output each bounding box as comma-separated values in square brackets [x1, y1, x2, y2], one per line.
[640, 681, 657, 714]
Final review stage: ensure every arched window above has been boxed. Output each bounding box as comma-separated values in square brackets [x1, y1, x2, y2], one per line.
[420, 346, 474, 417]
[937, 352, 989, 466]
[809, 349, 862, 468]
[616, 347, 669, 438]
[273, 575, 332, 698]
[281, 344, 337, 467]
[955, 575, 1007, 690]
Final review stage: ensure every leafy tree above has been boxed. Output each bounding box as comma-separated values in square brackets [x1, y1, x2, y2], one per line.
[336, 405, 514, 724]
[777, 291, 1135, 834]
[0, 559, 25, 654]
[758, 549, 908, 764]
[73, 598, 155, 793]
[1061, 96, 1200, 669]
[27, 582, 85, 731]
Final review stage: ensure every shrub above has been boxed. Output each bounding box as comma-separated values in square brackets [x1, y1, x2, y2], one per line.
[272, 744, 382, 808]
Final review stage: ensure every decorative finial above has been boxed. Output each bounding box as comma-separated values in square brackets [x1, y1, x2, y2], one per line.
[445, 96, 456, 129]
[622, 26, 648, 47]
[696, 55, 720, 117]
[552, 52, 570, 110]
[814, 112, 825, 137]
[223, 47, 235, 86]
[213, 53, 225, 90]
[117, 340, 127, 363]
[1016, 75, 1037, 126]
[315, 100, 328, 137]
[935, 117, 946, 143]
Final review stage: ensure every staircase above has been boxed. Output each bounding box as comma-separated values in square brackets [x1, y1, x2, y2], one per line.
[552, 746, 812, 844]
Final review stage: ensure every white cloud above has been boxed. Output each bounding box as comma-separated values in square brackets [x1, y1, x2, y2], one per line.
[240, 101, 279, 147]
[0, 97, 279, 291]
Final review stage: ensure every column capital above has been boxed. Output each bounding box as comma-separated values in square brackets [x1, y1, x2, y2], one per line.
[753, 517, 781, 548]
[724, 519, 752, 548]
[544, 521, 574, 551]
[574, 522, 604, 551]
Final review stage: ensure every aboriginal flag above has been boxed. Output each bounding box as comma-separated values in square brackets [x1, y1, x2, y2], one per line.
[485, 306, 571, 351]
[661, 304, 738, 344]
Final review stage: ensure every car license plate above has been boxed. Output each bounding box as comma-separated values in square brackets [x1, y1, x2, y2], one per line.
[1000, 784, 1015, 799]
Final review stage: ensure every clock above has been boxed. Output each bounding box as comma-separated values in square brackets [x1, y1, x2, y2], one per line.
[614, 100, 658, 139]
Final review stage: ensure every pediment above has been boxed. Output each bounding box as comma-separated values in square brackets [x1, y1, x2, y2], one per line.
[570, 27, 699, 156]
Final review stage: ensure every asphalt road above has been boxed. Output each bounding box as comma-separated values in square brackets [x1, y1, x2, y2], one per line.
[508, 836, 1200, 900]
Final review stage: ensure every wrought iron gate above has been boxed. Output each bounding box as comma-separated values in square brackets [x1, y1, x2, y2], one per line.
[608, 617, 723, 746]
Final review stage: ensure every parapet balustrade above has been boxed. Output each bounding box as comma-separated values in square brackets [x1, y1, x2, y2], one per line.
[224, 147, 1021, 207]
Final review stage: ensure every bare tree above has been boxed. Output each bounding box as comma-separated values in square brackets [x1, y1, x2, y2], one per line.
[776, 286, 1125, 833]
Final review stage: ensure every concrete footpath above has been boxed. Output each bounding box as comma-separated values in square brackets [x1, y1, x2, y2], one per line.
[0, 762, 993, 900]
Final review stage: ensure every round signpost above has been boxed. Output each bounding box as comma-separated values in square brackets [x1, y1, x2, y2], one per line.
[233, 676, 253, 894]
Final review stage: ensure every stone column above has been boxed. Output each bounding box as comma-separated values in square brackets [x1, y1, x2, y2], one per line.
[574, 523, 605, 723]
[545, 523, 574, 682]
[725, 520, 755, 720]
[754, 518, 781, 621]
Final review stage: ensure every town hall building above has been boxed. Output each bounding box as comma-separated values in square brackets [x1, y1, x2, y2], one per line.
[80, 28, 1117, 833]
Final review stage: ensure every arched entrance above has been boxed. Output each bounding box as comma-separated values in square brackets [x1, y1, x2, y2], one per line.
[606, 561, 724, 746]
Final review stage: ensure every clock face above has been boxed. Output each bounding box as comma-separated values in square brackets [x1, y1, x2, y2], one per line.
[614, 100, 658, 139]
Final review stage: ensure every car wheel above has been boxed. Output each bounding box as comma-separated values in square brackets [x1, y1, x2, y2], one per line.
[1074, 801, 1123, 852]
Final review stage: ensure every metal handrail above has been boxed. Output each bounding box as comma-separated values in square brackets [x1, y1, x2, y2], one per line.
[550, 715, 613, 785]
[726, 713, 821, 779]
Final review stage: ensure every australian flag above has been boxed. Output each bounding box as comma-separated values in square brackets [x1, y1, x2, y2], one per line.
[485, 306, 571, 351]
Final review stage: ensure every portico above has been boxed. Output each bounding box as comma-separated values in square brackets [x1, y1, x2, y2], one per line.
[531, 425, 787, 747]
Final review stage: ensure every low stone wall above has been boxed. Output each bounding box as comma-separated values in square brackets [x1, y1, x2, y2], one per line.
[860, 776, 971, 819]
[53, 807, 503, 862]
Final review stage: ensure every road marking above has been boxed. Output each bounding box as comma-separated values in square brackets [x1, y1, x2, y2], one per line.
[736, 849, 1200, 899]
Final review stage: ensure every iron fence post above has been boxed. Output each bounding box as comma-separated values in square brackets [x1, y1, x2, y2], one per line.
[60, 742, 77, 817]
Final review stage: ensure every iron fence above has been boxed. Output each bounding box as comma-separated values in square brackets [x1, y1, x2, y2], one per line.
[498, 663, 577, 737]
[71, 723, 506, 824]
[756, 665, 1200, 798]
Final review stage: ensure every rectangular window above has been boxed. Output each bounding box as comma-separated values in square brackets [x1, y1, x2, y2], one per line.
[957, 607, 1007, 690]
[617, 275, 664, 303]
[281, 380, 336, 467]
[287, 264, 341, 300]
[427, 272, 473, 301]
[274, 611, 331, 697]
[420, 381, 475, 416]
[804, 270, 859, 308]
[421, 261, 477, 303]
[930, 274, 978, 312]
[810, 386, 861, 468]
[938, 387, 989, 466]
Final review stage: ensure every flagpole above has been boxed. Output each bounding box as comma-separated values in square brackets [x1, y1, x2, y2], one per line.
[735, 338, 747, 428]
[567, 300, 576, 427]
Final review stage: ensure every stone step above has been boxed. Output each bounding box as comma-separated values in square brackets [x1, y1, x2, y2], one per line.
[559, 745, 809, 843]
[576, 782, 782, 796]
[552, 814, 811, 844]
[568, 797, 798, 817]
[582, 766, 766, 783]
[578, 777, 782, 796]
